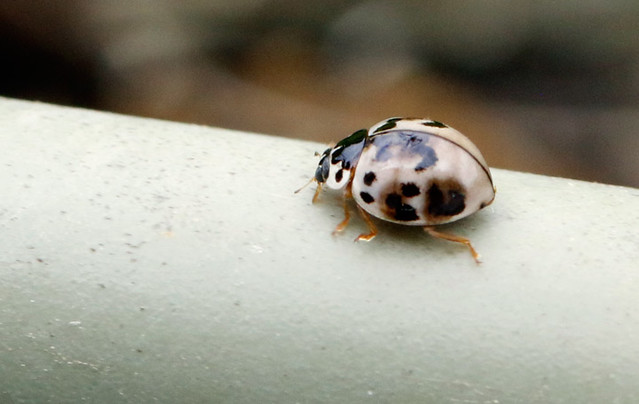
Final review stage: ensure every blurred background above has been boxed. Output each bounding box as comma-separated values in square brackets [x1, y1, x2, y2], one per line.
[1, 1, 638, 187]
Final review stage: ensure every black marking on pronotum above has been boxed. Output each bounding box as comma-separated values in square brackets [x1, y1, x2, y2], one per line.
[314, 148, 331, 183]
[385, 192, 419, 221]
[331, 129, 366, 161]
[401, 182, 420, 197]
[335, 168, 344, 183]
[360, 192, 375, 204]
[335, 128, 367, 148]
[422, 120, 447, 128]
[427, 182, 466, 217]
[330, 129, 367, 167]
[363, 172, 376, 186]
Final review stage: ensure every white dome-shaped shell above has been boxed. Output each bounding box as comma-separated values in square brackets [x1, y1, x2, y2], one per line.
[352, 118, 495, 226]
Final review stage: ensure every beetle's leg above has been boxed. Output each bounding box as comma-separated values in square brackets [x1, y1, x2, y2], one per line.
[354, 205, 378, 242]
[294, 178, 323, 203]
[312, 182, 323, 204]
[332, 184, 352, 235]
[424, 226, 481, 264]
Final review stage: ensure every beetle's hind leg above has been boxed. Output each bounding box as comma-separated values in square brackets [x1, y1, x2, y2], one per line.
[424, 226, 481, 264]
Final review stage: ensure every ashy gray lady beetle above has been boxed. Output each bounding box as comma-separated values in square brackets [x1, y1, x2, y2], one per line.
[297, 117, 495, 263]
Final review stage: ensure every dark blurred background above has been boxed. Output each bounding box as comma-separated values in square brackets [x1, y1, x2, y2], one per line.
[1, 1, 638, 187]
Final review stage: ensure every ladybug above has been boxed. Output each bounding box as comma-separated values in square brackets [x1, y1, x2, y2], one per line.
[297, 117, 495, 263]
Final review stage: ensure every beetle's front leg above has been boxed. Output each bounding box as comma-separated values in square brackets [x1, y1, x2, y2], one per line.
[332, 183, 352, 235]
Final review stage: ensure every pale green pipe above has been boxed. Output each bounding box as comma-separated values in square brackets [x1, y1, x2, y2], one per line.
[1, 97, 638, 403]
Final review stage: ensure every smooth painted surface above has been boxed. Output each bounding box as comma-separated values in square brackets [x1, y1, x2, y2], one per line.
[1, 97, 639, 403]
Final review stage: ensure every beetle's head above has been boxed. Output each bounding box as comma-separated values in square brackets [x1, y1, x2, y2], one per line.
[314, 147, 331, 184]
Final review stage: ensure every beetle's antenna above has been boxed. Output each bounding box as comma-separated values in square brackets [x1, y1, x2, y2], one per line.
[294, 177, 315, 194]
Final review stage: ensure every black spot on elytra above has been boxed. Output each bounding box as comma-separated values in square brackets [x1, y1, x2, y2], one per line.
[427, 182, 466, 217]
[385, 192, 419, 221]
[360, 192, 375, 204]
[401, 182, 420, 197]
[363, 171, 376, 186]
[422, 120, 447, 128]
[372, 117, 403, 134]
[395, 205, 418, 221]
[335, 169, 343, 183]
[385, 193, 401, 209]
[374, 121, 396, 133]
